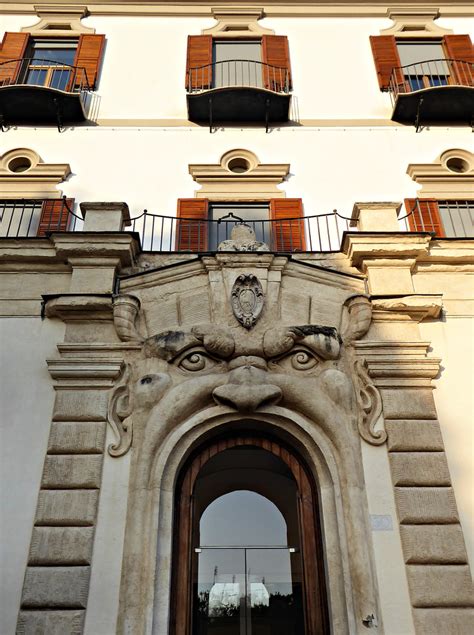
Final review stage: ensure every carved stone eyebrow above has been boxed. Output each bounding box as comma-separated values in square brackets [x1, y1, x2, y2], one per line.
[143, 331, 200, 361]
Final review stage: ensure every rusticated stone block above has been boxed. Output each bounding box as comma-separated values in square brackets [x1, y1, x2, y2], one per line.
[53, 390, 109, 422]
[386, 420, 444, 451]
[380, 388, 437, 420]
[407, 565, 474, 607]
[390, 452, 451, 486]
[36, 490, 99, 526]
[21, 567, 90, 608]
[17, 610, 85, 634]
[400, 525, 467, 564]
[29, 527, 94, 565]
[413, 608, 474, 635]
[42, 455, 103, 488]
[48, 421, 106, 454]
[395, 487, 459, 524]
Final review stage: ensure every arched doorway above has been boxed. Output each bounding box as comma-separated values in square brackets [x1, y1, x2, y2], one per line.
[171, 434, 329, 634]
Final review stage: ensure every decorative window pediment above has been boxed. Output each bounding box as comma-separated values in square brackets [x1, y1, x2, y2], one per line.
[21, 5, 95, 37]
[202, 7, 274, 37]
[0, 148, 70, 198]
[381, 9, 452, 38]
[407, 149, 474, 198]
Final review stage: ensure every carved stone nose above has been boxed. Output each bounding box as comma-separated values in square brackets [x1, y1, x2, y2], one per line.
[213, 365, 282, 412]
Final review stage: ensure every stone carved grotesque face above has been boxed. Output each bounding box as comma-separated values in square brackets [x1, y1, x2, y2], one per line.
[109, 295, 384, 460]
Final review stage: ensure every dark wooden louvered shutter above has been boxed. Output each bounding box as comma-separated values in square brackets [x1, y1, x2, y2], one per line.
[261, 35, 292, 91]
[443, 35, 474, 85]
[270, 198, 305, 251]
[37, 198, 75, 236]
[0, 32, 29, 85]
[185, 35, 213, 90]
[404, 199, 445, 236]
[72, 34, 105, 89]
[176, 198, 209, 251]
[369, 35, 403, 91]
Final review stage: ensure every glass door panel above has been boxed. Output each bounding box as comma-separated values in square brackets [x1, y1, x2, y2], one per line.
[193, 548, 304, 635]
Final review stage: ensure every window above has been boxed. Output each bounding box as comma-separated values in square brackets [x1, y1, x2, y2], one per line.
[213, 40, 262, 88]
[0, 32, 105, 91]
[0, 198, 75, 237]
[396, 40, 449, 90]
[23, 38, 78, 90]
[175, 198, 305, 252]
[403, 199, 474, 237]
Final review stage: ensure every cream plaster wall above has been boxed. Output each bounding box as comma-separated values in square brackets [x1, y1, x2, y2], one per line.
[419, 316, 474, 567]
[0, 317, 65, 635]
[2, 126, 472, 218]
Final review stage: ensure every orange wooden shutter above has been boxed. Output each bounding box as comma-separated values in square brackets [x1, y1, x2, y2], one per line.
[270, 198, 305, 251]
[369, 35, 403, 91]
[37, 199, 75, 236]
[72, 34, 105, 89]
[185, 35, 213, 90]
[261, 35, 292, 91]
[404, 199, 445, 236]
[176, 198, 209, 251]
[443, 35, 474, 85]
[0, 32, 29, 85]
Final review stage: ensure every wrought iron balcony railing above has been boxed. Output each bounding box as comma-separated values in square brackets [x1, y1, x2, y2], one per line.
[388, 58, 473, 101]
[2, 199, 471, 250]
[187, 59, 291, 94]
[0, 58, 91, 92]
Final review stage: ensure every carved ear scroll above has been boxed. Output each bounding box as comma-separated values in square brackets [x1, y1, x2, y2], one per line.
[354, 359, 386, 446]
[113, 294, 144, 343]
[107, 364, 133, 457]
[340, 295, 372, 343]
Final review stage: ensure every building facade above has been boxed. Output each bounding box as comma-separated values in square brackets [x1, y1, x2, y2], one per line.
[0, 1, 473, 634]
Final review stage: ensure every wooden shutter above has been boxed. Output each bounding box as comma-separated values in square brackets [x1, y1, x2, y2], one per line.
[72, 34, 105, 90]
[270, 198, 305, 251]
[0, 32, 29, 85]
[369, 35, 403, 91]
[404, 198, 445, 236]
[261, 35, 292, 91]
[185, 35, 212, 90]
[176, 198, 209, 251]
[37, 198, 75, 236]
[443, 35, 474, 85]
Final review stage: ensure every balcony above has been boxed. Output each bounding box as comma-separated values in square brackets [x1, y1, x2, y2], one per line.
[186, 60, 291, 131]
[401, 199, 474, 238]
[388, 59, 473, 128]
[0, 58, 91, 129]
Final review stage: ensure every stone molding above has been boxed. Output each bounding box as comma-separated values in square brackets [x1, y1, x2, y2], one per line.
[0, 148, 70, 199]
[21, 4, 95, 36]
[202, 7, 274, 37]
[407, 149, 474, 199]
[371, 294, 443, 322]
[381, 9, 453, 37]
[189, 150, 289, 200]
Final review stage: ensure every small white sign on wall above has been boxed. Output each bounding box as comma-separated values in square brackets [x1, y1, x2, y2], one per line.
[370, 514, 393, 531]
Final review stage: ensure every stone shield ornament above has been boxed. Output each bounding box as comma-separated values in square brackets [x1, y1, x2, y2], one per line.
[231, 274, 264, 329]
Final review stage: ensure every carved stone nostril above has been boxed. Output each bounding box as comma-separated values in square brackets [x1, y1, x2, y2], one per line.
[212, 383, 282, 412]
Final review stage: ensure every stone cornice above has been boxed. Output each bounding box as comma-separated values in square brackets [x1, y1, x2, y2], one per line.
[1, 2, 473, 18]
[43, 293, 113, 320]
[371, 293, 443, 321]
[343, 232, 432, 267]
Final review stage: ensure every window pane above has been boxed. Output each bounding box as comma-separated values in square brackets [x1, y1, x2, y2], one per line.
[25, 68, 47, 86]
[50, 69, 71, 90]
[397, 42, 450, 79]
[213, 41, 262, 88]
[438, 201, 474, 238]
[209, 204, 269, 248]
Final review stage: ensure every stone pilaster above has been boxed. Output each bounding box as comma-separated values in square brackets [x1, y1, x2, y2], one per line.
[17, 358, 123, 633]
[356, 340, 474, 634]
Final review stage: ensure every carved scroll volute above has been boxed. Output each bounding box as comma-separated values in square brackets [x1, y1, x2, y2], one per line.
[340, 295, 387, 446]
[113, 294, 144, 343]
[108, 364, 133, 457]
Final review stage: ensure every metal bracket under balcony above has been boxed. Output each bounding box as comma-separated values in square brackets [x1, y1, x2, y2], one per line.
[186, 60, 291, 130]
[388, 59, 474, 128]
[0, 58, 90, 129]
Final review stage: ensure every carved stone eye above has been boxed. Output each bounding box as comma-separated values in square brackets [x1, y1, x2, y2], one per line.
[179, 352, 208, 372]
[140, 376, 153, 385]
[270, 348, 319, 372]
